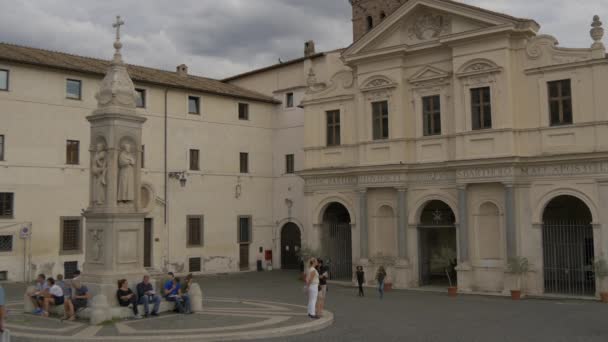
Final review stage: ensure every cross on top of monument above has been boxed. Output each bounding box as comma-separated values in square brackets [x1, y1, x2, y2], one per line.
[112, 15, 125, 64]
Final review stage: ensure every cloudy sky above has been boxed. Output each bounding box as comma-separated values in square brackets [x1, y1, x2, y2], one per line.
[0, 0, 605, 79]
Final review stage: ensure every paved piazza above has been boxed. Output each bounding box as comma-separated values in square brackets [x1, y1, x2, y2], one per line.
[2, 271, 608, 342]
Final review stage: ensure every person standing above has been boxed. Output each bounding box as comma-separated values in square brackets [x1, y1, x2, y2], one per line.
[305, 258, 320, 319]
[376, 266, 387, 299]
[0, 284, 5, 335]
[356, 266, 365, 297]
[316, 259, 329, 317]
[116, 279, 142, 319]
[137, 275, 161, 317]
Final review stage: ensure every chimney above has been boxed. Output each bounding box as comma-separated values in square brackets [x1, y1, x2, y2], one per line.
[176, 64, 188, 77]
[304, 40, 316, 58]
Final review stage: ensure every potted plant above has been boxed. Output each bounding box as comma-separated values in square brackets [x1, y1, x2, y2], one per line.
[594, 258, 608, 303]
[507, 256, 530, 300]
[432, 246, 458, 297]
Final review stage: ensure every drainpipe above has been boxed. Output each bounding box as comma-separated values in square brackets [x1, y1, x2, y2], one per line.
[164, 88, 169, 270]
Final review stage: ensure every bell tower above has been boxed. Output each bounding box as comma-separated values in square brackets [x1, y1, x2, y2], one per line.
[350, 0, 409, 42]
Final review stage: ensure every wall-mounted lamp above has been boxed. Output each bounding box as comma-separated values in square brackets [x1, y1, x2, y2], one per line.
[168, 171, 187, 187]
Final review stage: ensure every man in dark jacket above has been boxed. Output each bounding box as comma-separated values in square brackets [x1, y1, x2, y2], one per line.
[136, 275, 161, 317]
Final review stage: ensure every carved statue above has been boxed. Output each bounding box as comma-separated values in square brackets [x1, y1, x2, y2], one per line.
[117, 142, 136, 203]
[91, 143, 107, 205]
[91, 229, 104, 262]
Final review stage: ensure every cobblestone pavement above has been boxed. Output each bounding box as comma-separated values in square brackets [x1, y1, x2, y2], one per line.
[3, 271, 608, 342]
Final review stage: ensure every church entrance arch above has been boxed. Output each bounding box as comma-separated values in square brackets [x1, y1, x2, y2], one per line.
[542, 195, 595, 296]
[280, 223, 301, 270]
[321, 202, 352, 280]
[418, 200, 457, 286]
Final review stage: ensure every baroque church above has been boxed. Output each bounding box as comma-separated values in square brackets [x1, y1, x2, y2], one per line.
[1, 0, 608, 298]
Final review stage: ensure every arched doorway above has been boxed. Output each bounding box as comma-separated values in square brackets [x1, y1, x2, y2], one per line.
[280, 223, 301, 270]
[542, 195, 595, 296]
[321, 202, 352, 280]
[418, 200, 457, 286]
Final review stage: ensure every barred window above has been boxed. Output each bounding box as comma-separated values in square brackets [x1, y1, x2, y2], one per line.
[187, 216, 203, 247]
[548, 79, 573, 126]
[61, 218, 81, 253]
[0, 193, 14, 218]
[0, 235, 12, 252]
[238, 216, 252, 244]
[64, 261, 78, 279]
[189, 257, 202, 272]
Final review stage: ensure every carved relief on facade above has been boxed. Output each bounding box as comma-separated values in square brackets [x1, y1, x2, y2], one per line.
[456, 59, 502, 78]
[305, 69, 354, 97]
[408, 12, 451, 41]
[90, 229, 104, 262]
[117, 138, 137, 204]
[91, 137, 108, 206]
[525, 34, 595, 69]
[361, 75, 397, 94]
[408, 65, 452, 88]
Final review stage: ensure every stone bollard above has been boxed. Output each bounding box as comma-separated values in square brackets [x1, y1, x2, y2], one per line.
[23, 286, 36, 313]
[89, 294, 111, 325]
[188, 283, 204, 313]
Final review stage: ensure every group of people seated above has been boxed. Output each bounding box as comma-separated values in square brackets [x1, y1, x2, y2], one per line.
[27, 270, 195, 320]
[26, 270, 90, 320]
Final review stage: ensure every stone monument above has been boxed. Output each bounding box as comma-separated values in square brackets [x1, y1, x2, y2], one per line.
[81, 16, 147, 323]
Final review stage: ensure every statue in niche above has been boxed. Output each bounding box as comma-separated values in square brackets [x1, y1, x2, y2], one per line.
[117, 142, 136, 203]
[91, 142, 107, 205]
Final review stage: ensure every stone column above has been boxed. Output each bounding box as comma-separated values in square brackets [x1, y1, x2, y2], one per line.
[397, 188, 408, 259]
[504, 183, 516, 259]
[358, 189, 369, 260]
[458, 185, 469, 263]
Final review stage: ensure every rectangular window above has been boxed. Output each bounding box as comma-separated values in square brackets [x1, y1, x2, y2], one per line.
[0, 193, 14, 218]
[0, 135, 4, 161]
[286, 93, 294, 108]
[64, 261, 78, 279]
[188, 96, 200, 114]
[238, 103, 249, 120]
[66, 140, 79, 165]
[61, 218, 81, 253]
[238, 216, 252, 243]
[240, 152, 249, 174]
[135, 88, 146, 108]
[326, 110, 341, 146]
[471, 87, 492, 130]
[187, 216, 203, 247]
[422, 95, 442, 136]
[285, 154, 295, 174]
[66, 79, 82, 100]
[372, 100, 389, 140]
[548, 79, 573, 126]
[0, 235, 12, 252]
[189, 257, 202, 272]
[189, 149, 200, 171]
[0, 69, 8, 91]
[141, 145, 145, 168]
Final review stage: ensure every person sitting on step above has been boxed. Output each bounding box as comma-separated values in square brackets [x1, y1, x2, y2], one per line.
[137, 275, 161, 317]
[116, 279, 142, 319]
[164, 274, 191, 314]
[62, 279, 91, 321]
[41, 277, 64, 317]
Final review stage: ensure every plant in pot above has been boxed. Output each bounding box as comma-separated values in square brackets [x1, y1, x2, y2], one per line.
[507, 256, 530, 300]
[432, 246, 458, 297]
[594, 258, 608, 303]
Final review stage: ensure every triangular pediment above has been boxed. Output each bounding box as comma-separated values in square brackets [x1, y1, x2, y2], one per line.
[344, 0, 538, 59]
[408, 65, 451, 85]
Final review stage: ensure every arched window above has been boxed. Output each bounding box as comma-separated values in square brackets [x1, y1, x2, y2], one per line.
[366, 16, 374, 31]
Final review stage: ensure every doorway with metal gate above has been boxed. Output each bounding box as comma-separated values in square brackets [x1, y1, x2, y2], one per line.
[418, 200, 457, 287]
[281, 222, 301, 270]
[321, 202, 352, 281]
[542, 195, 595, 296]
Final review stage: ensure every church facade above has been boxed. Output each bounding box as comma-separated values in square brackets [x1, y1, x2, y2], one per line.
[1, 0, 608, 298]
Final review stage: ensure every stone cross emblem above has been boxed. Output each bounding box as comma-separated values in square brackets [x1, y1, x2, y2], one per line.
[113, 16, 125, 42]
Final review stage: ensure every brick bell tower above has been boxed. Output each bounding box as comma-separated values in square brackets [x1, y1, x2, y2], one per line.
[350, 0, 409, 42]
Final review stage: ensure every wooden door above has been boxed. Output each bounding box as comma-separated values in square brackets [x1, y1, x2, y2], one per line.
[239, 244, 250, 270]
[144, 218, 153, 268]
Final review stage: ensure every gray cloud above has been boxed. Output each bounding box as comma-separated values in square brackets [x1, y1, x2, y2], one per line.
[0, 0, 604, 79]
